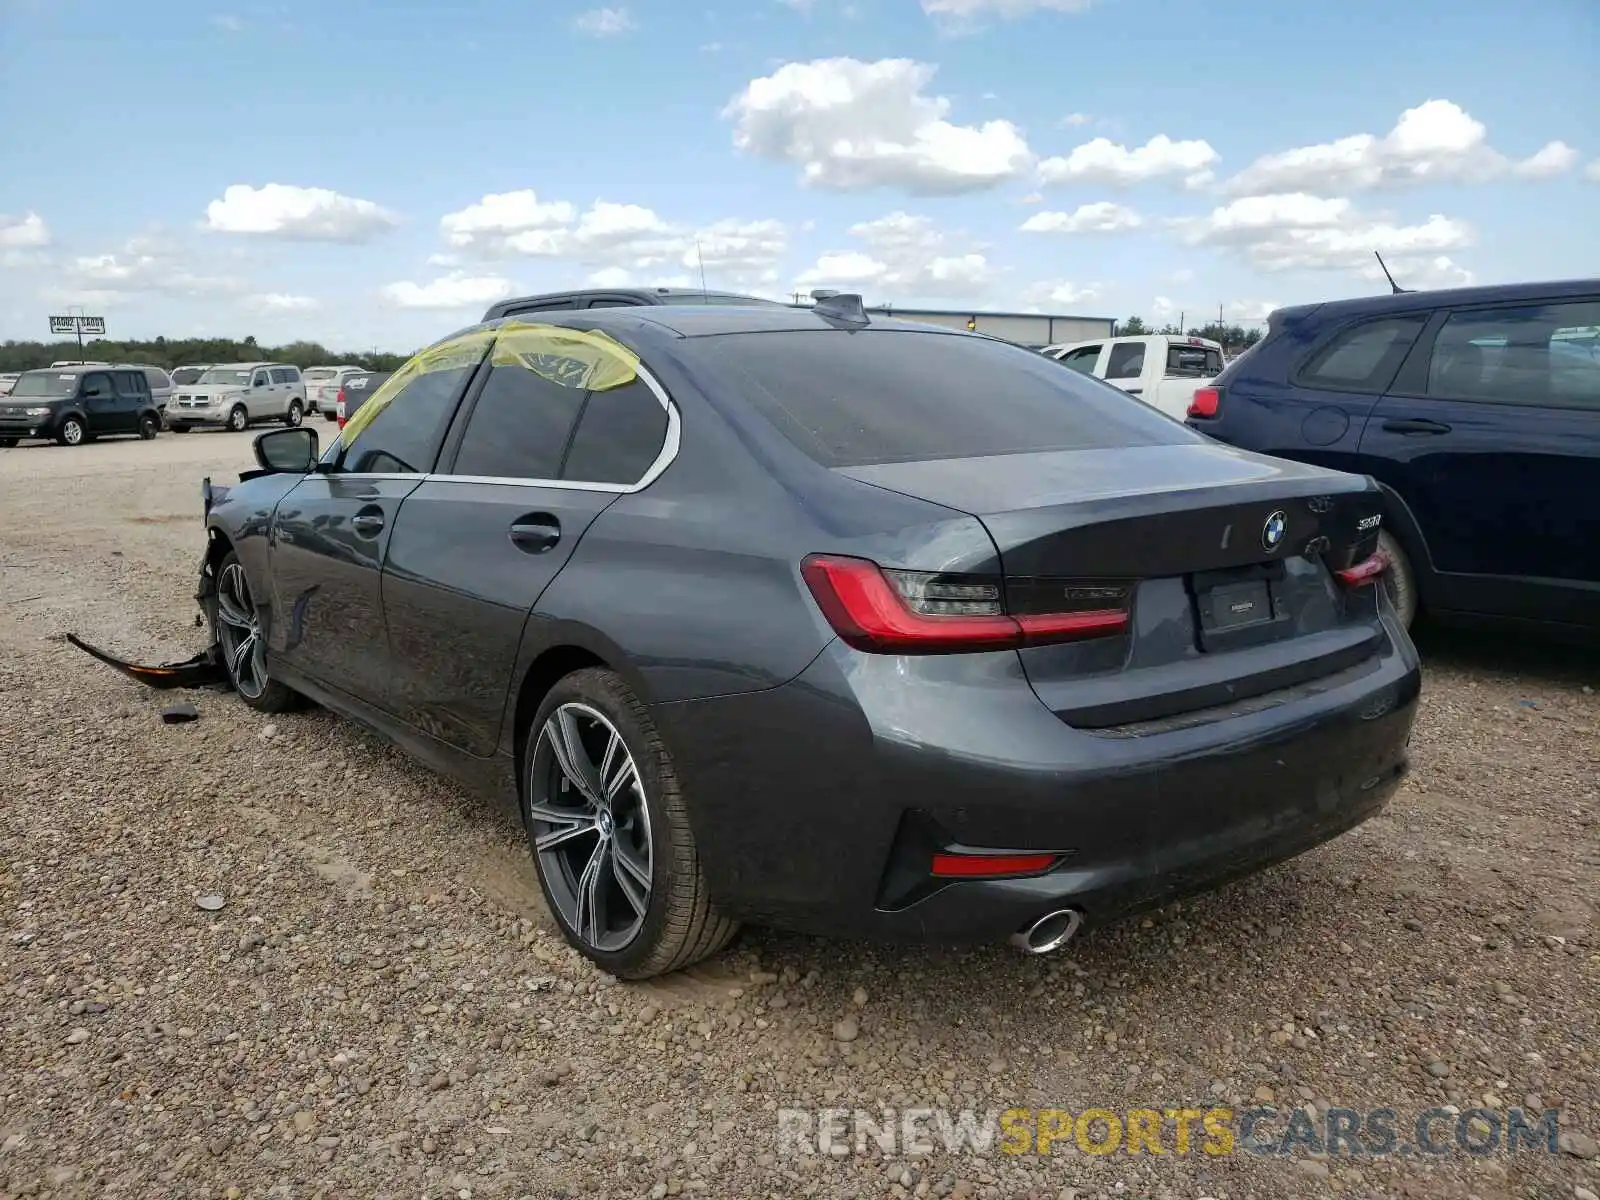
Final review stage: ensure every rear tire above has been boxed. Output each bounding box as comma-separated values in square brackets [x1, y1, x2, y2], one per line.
[138, 414, 159, 440]
[522, 668, 738, 979]
[1378, 529, 1418, 628]
[228, 405, 249, 433]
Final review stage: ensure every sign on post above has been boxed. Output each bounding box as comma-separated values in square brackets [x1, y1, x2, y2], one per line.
[49, 314, 106, 336]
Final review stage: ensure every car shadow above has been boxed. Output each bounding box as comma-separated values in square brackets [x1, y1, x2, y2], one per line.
[1412, 620, 1600, 686]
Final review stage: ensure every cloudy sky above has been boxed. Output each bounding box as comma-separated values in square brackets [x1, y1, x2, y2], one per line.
[1, 0, 1595, 352]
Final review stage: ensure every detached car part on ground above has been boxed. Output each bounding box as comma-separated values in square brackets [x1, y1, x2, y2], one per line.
[185, 300, 1421, 980]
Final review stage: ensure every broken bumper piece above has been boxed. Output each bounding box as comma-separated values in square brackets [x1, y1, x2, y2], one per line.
[65, 633, 231, 690]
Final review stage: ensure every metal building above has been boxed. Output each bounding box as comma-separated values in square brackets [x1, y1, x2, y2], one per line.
[862, 305, 1116, 347]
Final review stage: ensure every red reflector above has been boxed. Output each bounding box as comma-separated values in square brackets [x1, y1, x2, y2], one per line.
[800, 554, 1129, 654]
[1335, 549, 1390, 588]
[1188, 387, 1220, 418]
[931, 852, 1057, 878]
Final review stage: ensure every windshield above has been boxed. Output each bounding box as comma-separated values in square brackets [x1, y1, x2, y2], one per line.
[10, 372, 78, 398]
[199, 368, 251, 385]
[303, 368, 338, 381]
[170, 367, 205, 384]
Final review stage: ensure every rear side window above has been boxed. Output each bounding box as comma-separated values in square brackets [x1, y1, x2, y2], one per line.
[1165, 344, 1222, 378]
[1297, 315, 1427, 392]
[1105, 343, 1146, 379]
[689, 330, 1195, 469]
[270, 367, 296, 384]
[1427, 300, 1600, 407]
[452, 357, 587, 480]
[562, 379, 670, 484]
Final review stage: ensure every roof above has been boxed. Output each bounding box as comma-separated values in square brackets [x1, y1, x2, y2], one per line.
[484, 287, 784, 319]
[508, 305, 985, 340]
[1273, 277, 1600, 322]
[855, 304, 1120, 324]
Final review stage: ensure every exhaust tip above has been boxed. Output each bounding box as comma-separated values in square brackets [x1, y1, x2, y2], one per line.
[1009, 907, 1083, 955]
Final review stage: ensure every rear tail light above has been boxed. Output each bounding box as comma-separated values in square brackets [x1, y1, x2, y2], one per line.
[800, 554, 1131, 654]
[930, 851, 1059, 878]
[1334, 549, 1390, 588]
[335, 388, 347, 429]
[1187, 386, 1221, 418]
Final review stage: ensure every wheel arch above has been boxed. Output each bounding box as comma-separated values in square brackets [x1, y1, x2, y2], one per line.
[1372, 480, 1440, 609]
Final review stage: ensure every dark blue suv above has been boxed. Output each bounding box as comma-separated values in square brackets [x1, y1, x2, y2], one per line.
[1186, 279, 1599, 638]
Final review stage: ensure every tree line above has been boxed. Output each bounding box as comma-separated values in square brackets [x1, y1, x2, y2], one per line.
[0, 336, 412, 375]
[1114, 317, 1265, 351]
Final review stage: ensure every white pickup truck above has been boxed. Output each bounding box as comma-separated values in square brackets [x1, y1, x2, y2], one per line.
[1041, 334, 1223, 420]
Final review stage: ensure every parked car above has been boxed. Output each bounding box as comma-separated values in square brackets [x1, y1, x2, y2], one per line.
[333, 370, 390, 430]
[1186, 278, 1600, 636]
[1041, 334, 1223, 420]
[196, 299, 1418, 979]
[0, 366, 163, 446]
[483, 286, 785, 322]
[302, 365, 368, 419]
[0, 373, 18, 396]
[165, 362, 307, 433]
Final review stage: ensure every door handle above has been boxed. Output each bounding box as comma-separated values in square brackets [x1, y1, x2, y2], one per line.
[1123, 386, 1143, 394]
[351, 506, 385, 536]
[509, 514, 561, 554]
[1381, 418, 1452, 435]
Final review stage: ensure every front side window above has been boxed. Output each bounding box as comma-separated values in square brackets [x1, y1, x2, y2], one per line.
[80, 373, 112, 399]
[1298, 315, 1427, 391]
[252, 371, 269, 388]
[1058, 345, 1101, 374]
[1428, 300, 1600, 407]
[687, 329, 1195, 469]
[341, 329, 495, 474]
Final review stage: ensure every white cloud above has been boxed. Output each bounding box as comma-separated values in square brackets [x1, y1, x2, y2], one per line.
[1038, 134, 1218, 189]
[63, 235, 244, 298]
[572, 6, 636, 35]
[1059, 112, 1091, 128]
[378, 272, 516, 310]
[437, 192, 788, 288]
[1226, 100, 1576, 195]
[247, 293, 319, 312]
[795, 211, 993, 297]
[1017, 280, 1101, 308]
[724, 57, 1032, 194]
[1511, 140, 1577, 179]
[921, 0, 1091, 33]
[1020, 202, 1142, 234]
[1173, 192, 1474, 273]
[209, 13, 243, 31]
[203, 184, 398, 242]
[1588, 160, 1600, 182]
[0, 212, 50, 248]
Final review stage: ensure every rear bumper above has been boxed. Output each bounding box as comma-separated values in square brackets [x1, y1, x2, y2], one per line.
[652, 614, 1420, 943]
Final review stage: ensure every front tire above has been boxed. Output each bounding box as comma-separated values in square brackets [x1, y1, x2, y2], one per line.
[523, 668, 738, 979]
[56, 416, 86, 446]
[139, 414, 159, 440]
[208, 551, 300, 713]
[284, 400, 303, 427]
[228, 405, 249, 433]
[0, 437, 16, 448]
[1378, 529, 1418, 628]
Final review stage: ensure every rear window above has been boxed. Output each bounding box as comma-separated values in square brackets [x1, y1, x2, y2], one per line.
[1165, 344, 1222, 378]
[304, 367, 338, 381]
[688, 330, 1195, 468]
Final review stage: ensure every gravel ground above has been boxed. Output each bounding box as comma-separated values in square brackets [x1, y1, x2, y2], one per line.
[1, 434, 1597, 1200]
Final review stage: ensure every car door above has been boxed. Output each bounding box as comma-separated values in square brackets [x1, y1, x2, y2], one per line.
[1358, 296, 1600, 626]
[380, 323, 671, 755]
[266, 329, 495, 707]
[114, 370, 146, 431]
[1103, 342, 1147, 397]
[78, 372, 119, 434]
[245, 369, 269, 418]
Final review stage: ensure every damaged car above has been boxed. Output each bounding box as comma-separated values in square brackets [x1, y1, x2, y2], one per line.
[178, 300, 1421, 979]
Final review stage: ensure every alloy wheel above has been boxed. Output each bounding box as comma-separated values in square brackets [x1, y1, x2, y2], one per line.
[527, 703, 654, 953]
[229, 407, 248, 432]
[214, 561, 268, 700]
[61, 420, 83, 445]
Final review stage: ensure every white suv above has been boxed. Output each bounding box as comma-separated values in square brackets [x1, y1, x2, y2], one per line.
[165, 362, 307, 432]
[302, 365, 367, 420]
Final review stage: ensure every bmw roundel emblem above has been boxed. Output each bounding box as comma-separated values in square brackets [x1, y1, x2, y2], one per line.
[1261, 510, 1288, 552]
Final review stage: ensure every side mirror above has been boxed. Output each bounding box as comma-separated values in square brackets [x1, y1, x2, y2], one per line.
[254, 427, 319, 474]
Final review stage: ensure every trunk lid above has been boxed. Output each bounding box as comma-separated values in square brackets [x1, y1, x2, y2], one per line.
[837, 442, 1388, 731]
